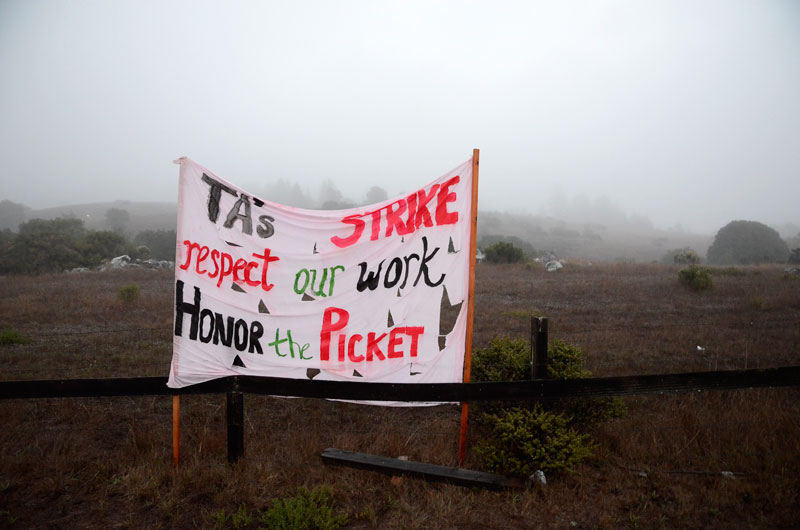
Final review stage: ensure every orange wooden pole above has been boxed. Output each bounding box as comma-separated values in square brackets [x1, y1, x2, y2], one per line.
[458, 148, 479, 466]
[173, 395, 180, 468]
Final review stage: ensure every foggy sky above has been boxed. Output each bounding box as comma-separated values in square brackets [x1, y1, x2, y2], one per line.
[1, 0, 798, 234]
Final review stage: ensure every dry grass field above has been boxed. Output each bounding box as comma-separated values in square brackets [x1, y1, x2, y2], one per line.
[1, 263, 799, 529]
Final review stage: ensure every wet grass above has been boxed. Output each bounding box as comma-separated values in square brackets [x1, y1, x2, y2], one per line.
[0, 264, 798, 528]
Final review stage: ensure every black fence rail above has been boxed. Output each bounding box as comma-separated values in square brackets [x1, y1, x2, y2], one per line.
[2, 365, 798, 481]
[2, 366, 798, 401]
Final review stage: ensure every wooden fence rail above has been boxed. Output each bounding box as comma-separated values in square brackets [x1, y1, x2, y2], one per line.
[2, 366, 798, 476]
[1, 366, 798, 401]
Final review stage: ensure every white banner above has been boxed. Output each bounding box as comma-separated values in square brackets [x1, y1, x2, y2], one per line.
[168, 157, 474, 396]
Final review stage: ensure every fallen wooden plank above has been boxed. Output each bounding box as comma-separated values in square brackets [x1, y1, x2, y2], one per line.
[320, 448, 523, 490]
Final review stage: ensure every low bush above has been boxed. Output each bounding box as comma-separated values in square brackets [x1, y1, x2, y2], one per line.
[547, 339, 591, 380]
[208, 486, 348, 530]
[478, 234, 539, 258]
[660, 247, 701, 265]
[0, 328, 30, 346]
[476, 405, 594, 476]
[132, 245, 151, 260]
[676, 249, 701, 264]
[484, 241, 524, 264]
[472, 335, 624, 476]
[678, 265, 713, 291]
[211, 504, 252, 529]
[118, 284, 140, 303]
[471, 336, 530, 383]
[472, 336, 597, 382]
[547, 340, 626, 426]
[258, 485, 349, 530]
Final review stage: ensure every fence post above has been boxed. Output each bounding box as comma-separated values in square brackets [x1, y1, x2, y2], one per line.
[227, 389, 244, 463]
[531, 316, 549, 380]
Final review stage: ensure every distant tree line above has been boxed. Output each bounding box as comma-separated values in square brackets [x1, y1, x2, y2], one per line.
[3, 194, 798, 273]
[259, 180, 389, 210]
[0, 181, 393, 275]
[0, 214, 177, 275]
[0, 218, 127, 274]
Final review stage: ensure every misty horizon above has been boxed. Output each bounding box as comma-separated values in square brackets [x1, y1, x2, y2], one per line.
[1, 1, 798, 234]
[12, 183, 799, 242]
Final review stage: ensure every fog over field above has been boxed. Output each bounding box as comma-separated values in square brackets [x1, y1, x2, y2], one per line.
[1, 0, 799, 234]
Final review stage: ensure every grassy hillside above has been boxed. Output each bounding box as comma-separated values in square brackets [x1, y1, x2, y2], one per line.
[27, 201, 177, 234]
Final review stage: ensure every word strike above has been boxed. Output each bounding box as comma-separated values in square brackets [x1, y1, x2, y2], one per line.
[331, 176, 460, 248]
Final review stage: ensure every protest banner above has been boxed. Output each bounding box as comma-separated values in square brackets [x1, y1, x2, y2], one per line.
[168, 154, 477, 405]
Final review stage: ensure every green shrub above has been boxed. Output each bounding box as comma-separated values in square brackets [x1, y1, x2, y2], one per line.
[472, 336, 592, 382]
[678, 265, 713, 291]
[78, 230, 131, 266]
[478, 235, 538, 258]
[545, 340, 625, 427]
[677, 249, 701, 265]
[0, 328, 30, 346]
[231, 504, 253, 529]
[211, 504, 253, 529]
[472, 336, 530, 383]
[118, 283, 140, 303]
[547, 339, 591, 380]
[789, 248, 800, 265]
[707, 220, 789, 264]
[133, 245, 151, 260]
[476, 405, 594, 475]
[472, 335, 625, 476]
[210, 508, 228, 528]
[258, 485, 348, 530]
[483, 241, 524, 264]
